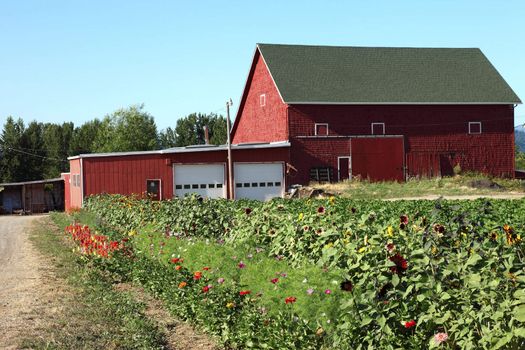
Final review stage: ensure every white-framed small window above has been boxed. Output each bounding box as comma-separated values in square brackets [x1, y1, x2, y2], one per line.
[371, 122, 385, 135]
[260, 94, 266, 107]
[315, 123, 329, 136]
[468, 122, 482, 134]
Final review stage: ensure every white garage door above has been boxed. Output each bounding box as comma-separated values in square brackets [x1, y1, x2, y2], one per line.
[234, 163, 284, 201]
[173, 164, 226, 198]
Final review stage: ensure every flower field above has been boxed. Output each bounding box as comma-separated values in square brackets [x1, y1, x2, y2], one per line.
[70, 194, 525, 349]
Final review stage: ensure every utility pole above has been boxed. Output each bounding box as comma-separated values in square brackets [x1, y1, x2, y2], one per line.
[226, 99, 234, 200]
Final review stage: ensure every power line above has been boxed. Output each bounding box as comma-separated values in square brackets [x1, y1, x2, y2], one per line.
[0, 146, 68, 163]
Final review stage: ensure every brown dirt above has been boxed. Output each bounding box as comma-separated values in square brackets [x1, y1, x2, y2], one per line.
[114, 283, 220, 350]
[0, 215, 70, 350]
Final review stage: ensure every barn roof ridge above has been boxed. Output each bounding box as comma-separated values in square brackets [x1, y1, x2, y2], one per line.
[256, 43, 521, 104]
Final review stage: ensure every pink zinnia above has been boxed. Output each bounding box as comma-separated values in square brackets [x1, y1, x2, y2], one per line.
[238, 261, 246, 269]
[324, 289, 332, 294]
[434, 333, 448, 344]
[270, 278, 279, 284]
[217, 277, 225, 284]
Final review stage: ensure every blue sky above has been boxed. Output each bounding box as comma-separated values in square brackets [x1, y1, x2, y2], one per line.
[1, 0, 524, 130]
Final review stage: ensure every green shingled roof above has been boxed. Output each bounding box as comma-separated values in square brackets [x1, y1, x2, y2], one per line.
[257, 44, 521, 104]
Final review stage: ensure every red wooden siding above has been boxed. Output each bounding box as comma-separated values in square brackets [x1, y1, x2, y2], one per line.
[61, 173, 71, 212]
[83, 155, 173, 200]
[287, 104, 515, 180]
[69, 159, 82, 209]
[289, 138, 351, 184]
[351, 137, 405, 182]
[231, 50, 288, 144]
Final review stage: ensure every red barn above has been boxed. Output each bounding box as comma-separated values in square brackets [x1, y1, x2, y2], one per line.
[66, 43, 521, 208]
[231, 44, 521, 183]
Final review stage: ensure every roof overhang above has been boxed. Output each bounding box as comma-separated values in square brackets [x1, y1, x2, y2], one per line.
[67, 141, 291, 160]
[0, 177, 63, 187]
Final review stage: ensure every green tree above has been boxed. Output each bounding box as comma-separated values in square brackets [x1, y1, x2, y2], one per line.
[70, 119, 102, 155]
[174, 113, 227, 147]
[158, 127, 177, 149]
[42, 122, 73, 178]
[0, 117, 26, 182]
[93, 104, 158, 152]
[20, 121, 45, 181]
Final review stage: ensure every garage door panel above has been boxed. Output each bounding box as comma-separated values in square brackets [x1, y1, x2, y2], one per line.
[173, 164, 225, 198]
[234, 163, 283, 201]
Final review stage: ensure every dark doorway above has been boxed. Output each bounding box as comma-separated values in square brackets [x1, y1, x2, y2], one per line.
[147, 180, 161, 200]
[338, 157, 351, 181]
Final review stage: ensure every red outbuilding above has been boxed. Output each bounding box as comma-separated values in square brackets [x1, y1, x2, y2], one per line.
[66, 43, 521, 209]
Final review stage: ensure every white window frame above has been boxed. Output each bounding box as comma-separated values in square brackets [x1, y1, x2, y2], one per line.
[314, 123, 329, 136]
[371, 122, 385, 135]
[146, 179, 162, 200]
[468, 121, 482, 134]
[260, 94, 266, 107]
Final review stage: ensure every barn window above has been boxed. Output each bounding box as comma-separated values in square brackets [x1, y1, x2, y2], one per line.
[315, 123, 329, 136]
[469, 122, 482, 134]
[260, 94, 266, 107]
[371, 123, 385, 135]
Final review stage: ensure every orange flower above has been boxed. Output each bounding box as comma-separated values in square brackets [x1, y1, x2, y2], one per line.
[178, 281, 187, 289]
[194, 271, 202, 280]
[175, 265, 182, 271]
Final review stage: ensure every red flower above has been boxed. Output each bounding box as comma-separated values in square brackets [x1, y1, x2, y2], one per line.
[202, 285, 210, 293]
[400, 215, 409, 225]
[194, 271, 202, 280]
[239, 290, 251, 296]
[170, 257, 181, 264]
[285, 296, 297, 304]
[389, 253, 408, 274]
[404, 320, 416, 329]
[317, 206, 325, 214]
[203, 266, 210, 271]
[245, 208, 252, 215]
[270, 278, 279, 284]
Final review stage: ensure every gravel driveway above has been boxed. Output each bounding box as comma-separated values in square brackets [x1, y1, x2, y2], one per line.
[0, 215, 47, 349]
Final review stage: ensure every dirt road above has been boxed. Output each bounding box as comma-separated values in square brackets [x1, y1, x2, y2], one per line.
[0, 215, 48, 349]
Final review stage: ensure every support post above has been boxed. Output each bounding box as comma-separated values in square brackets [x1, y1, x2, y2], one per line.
[226, 99, 234, 200]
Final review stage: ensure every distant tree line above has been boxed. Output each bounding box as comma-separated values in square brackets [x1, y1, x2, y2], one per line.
[0, 104, 227, 182]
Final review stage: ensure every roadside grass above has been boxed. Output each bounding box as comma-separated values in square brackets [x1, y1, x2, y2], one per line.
[317, 173, 525, 199]
[135, 225, 343, 330]
[22, 212, 168, 350]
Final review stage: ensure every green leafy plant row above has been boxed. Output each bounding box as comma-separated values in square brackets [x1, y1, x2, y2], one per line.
[83, 194, 525, 349]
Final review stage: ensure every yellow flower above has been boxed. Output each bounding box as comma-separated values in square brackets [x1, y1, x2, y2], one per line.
[431, 246, 438, 255]
[329, 196, 335, 205]
[226, 302, 235, 309]
[324, 242, 334, 249]
[298, 213, 304, 221]
[358, 247, 367, 253]
[364, 234, 369, 246]
[386, 226, 394, 237]
[128, 230, 136, 237]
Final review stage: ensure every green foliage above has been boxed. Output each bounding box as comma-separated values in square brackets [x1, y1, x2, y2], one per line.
[158, 126, 177, 148]
[174, 112, 227, 146]
[93, 104, 159, 152]
[85, 194, 525, 349]
[0, 116, 26, 182]
[516, 151, 525, 170]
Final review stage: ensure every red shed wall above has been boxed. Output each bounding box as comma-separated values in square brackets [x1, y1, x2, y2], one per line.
[61, 173, 71, 212]
[231, 51, 288, 144]
[69, 159, 82, 209]
[288, 104, 515, 183]
[82, 155, 173, 200]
